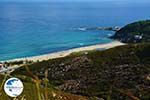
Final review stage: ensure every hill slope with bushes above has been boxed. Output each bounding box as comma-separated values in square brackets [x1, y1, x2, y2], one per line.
[111, 20, 150, 43]
[13, 43, 150, 100]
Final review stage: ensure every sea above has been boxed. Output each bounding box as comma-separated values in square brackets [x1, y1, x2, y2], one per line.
[0, 1, 150, 61]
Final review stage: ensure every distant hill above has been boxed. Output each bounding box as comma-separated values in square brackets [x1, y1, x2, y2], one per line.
[111, 20, 150, 43]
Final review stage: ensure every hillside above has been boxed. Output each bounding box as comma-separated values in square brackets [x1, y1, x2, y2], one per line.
[12, 43, 150, 100]
[111, 20, 150, 43]
[0, 74, 88, 100]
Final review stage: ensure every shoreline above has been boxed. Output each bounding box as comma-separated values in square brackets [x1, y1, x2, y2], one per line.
[2, 41, 125, 62]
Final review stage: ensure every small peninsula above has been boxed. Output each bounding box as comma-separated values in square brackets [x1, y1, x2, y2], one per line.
[111, 20, 150, 43]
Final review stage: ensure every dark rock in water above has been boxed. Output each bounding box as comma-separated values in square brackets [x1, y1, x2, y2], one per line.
[76, 26, 121, 32]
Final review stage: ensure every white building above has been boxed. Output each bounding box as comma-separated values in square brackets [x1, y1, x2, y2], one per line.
[134, 35, 143, 40]
[0, 64, 5, 70]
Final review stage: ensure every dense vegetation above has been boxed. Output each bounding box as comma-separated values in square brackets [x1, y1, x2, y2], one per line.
[12, 43, 150, 100]
[0, 72, 88, 100]
[111, 20, 150, 43]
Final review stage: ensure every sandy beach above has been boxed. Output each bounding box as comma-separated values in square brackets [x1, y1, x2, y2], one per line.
[4, 41, 125, 62]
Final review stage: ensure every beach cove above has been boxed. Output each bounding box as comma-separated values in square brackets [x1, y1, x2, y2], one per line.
[0, 2, 149, 61]
[3, 41, 125, 62]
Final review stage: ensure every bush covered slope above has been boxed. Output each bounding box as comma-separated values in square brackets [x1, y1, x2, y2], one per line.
[13, 43, 150, 100]
[0, 74, 88, 100]
[111, 20, 150, 43]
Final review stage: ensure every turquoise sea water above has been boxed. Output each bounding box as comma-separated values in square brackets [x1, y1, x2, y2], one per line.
[0, 2, 150, 61]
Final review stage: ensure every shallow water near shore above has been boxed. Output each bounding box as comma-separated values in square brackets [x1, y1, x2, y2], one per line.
[0, 2, 150, 61]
